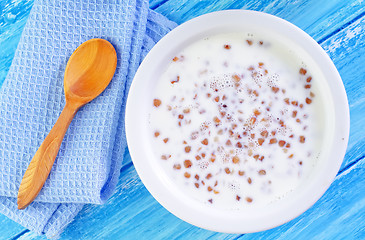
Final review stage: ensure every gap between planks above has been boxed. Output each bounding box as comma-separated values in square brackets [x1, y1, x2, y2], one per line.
[10, 229, 30, 240]
[318, 10, 365, 44]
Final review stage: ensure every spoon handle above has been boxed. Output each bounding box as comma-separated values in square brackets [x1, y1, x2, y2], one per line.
[17, 102, 78, 209]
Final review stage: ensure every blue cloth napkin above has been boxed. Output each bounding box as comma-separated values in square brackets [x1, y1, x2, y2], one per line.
[0, 0, 176, 238]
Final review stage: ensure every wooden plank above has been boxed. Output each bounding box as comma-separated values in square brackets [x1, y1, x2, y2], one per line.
[55, 156, 240, 239]
[13, 231, 40, 240]
[236, 157, 365, 240]
[0, 0, 33, 87]
[55, 154, 365, 239]
[150, 0, 364, 42]
[0, 217, 28, 239]
[320, 15, 365, 169]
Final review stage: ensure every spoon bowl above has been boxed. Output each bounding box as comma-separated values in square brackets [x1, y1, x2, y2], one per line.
[17, 38, 117, 209]
[64, 38, 117, 103]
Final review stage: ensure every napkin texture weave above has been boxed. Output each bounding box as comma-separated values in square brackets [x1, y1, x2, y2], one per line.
[0, 0, 176, 237]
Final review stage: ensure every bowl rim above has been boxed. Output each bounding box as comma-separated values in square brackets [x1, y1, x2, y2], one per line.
[125, 9, 350, 233]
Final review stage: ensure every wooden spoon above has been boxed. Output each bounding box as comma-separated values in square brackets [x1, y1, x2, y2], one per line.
[17, 38, 117, 209]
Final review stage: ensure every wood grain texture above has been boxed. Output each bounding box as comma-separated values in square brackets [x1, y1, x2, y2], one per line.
[0, 0, 33, 87]
[150, 0, 364, 41]
[26, 152, 365, 240]
[236, 157, 365, 240]
[0, 0, 364, 239]
[48, 153, 242, 240]
[321, 16, 365, 170]
[0, 218, 27, 239]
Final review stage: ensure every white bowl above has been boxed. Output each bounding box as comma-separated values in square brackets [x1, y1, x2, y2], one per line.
[125, 10, 349, 233]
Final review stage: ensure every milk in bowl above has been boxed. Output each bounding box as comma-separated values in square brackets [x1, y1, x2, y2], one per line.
[148, 32, 326, 210]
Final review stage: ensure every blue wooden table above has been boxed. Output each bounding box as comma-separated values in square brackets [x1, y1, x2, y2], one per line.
[0, 0, 364, 239]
